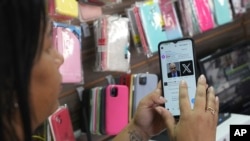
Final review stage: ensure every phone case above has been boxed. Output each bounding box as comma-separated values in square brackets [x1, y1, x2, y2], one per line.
[132, 73, 158, 116]
[105, 15, 131, 72]
[119, 73, 131, 89]
[126, 7, 142, 53]
[55, 0, 78, 18]
[81, 89, 92, 140]
[105, 84, 129, 135]
[133, 5, 150, 56]
[95, 87, 102, 135]
[99, 87, 106, 135]
[213, 0, 233, 25]
[89, 87, 96, 134]
[78, 2, 102, 22]
[159, 0, 183, 40]
[194, 0, 215, 31]
[48, 106, 75, 141]
[139, 1, 167, 53]
[129, 74, 137, 121]
[48, 0, 72, 20]
[53, 23, 83, 83]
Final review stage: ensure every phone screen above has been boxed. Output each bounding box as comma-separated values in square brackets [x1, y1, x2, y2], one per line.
[158, 38, 197, 117]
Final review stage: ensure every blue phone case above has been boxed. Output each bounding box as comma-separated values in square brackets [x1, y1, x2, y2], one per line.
[213, 0, 233, 25]
[139, 1, 167, 53]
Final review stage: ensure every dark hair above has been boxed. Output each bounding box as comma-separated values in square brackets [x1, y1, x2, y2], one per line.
[0, 0, 47, 140]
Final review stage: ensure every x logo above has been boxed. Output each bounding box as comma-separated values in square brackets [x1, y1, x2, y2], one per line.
[182, 63, 191, 73]
[180, 60, 194, 76]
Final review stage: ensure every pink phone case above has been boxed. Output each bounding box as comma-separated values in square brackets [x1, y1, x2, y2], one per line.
[48, 106, 75, 141]
[133, 6, 150, 56]
[105, 85, 129, 135]
[194, 0, 214, 31]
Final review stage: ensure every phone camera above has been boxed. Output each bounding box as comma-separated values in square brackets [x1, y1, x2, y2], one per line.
[139, 76, 147, 85]
[161, 47, 163, 49]
[110, 86, 118, 97]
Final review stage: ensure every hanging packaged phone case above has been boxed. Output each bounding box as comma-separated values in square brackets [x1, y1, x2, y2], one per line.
[133, 4, 151, 57]
[55, 0, 78, 18]
[125, 7, 142, 54]
[48, 106, 76, 141]
[105, 84, 129, 135]
[213, 0, 233, 25]
[105, 15, 131, 72]
[194, 0, 215, 31]
[48, 0, 72, 20]
[139, 0, 167, 54]
[159, 0, 183, 40]
[53, 22, 83, 83]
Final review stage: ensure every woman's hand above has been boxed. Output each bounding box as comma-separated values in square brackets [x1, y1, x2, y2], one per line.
[155, 74, 219, 141]
[131, 81, 167, 138]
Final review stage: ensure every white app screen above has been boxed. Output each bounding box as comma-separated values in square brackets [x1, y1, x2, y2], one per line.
[159, 39, 196, 116]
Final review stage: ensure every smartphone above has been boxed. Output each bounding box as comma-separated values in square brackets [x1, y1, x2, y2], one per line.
[158, 38, 197, 118]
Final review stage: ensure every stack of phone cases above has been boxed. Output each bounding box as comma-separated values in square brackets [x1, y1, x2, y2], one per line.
[48, 106, 76, 141]
[84, 84, 129, 135]
[81, 73, 159, 136]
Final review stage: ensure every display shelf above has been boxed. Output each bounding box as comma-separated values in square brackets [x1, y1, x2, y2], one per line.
[56, 4, 250, 141]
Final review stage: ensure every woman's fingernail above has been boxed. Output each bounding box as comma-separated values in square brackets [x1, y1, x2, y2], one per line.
[155, 88, 161, 92]
[216, 96, 219, 102]
[160, 96, 167, 102]
[208, 86, 214, 93]
[180, 80, 186, 85]
[199, 74, 206, 83]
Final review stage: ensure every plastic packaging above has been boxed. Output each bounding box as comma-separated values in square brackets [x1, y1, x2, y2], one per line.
[94, 15, 131, 72]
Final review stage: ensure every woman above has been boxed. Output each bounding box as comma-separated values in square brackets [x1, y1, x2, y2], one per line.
[0, 0, 219, 141]
[0, 0, 63, 140]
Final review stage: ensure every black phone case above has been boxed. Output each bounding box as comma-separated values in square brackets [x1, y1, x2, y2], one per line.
[99, 87, 106, 135]
[81, 89, 92, 141]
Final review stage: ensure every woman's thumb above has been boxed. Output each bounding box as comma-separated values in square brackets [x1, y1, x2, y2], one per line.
[155, 106, 176, 137]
